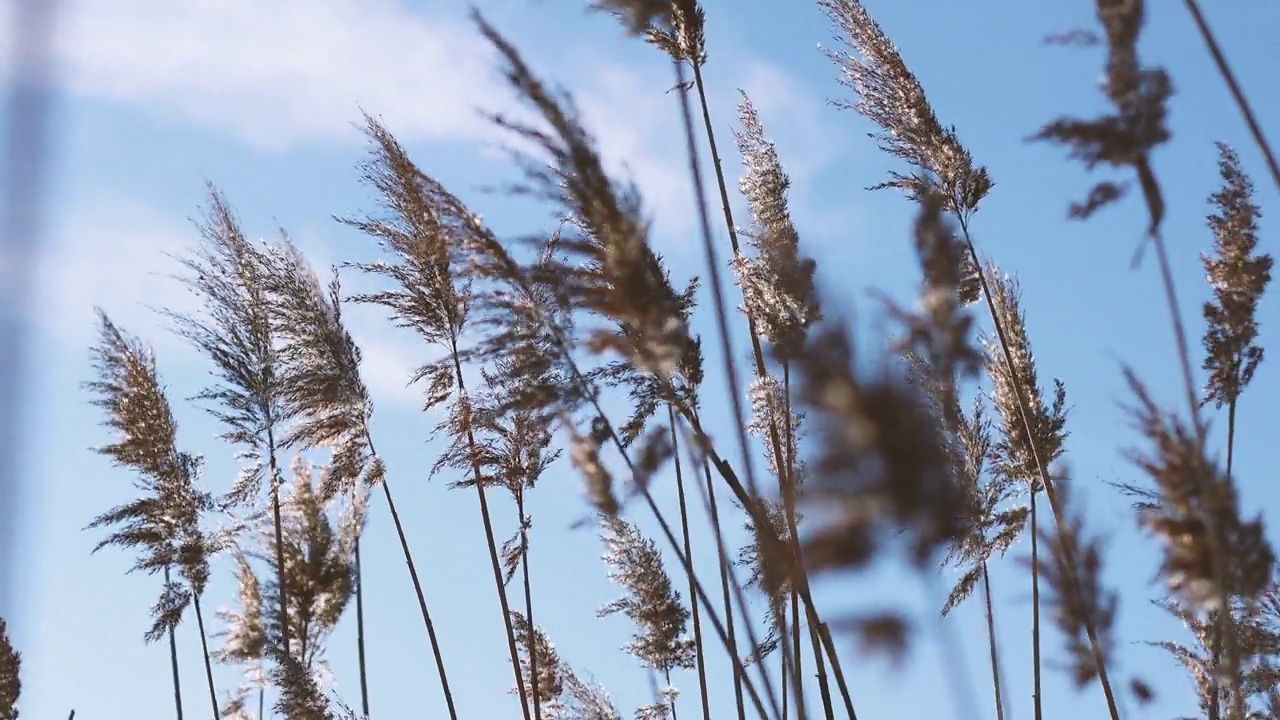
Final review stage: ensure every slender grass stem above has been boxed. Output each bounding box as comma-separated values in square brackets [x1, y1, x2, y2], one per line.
[1180, 0, 1280, 194]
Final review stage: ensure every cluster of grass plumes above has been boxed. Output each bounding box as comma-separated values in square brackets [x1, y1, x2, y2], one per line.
[59, 0, 1280, 719]
[0, 619, 18, 720]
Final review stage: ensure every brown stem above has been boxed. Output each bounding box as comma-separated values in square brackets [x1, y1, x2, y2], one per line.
[816, 622, 855, 717]
[809, 621, 835, 720]
[1181, 0, 1280, 194]
[780, 631, 789, 720]
[449, 349, 532, 720]
[981, 562, 1006, 720]
[701, 455, 747, 720]
[265, 428, 292, 664]
[669, 406, 712, 720]
[1030, 491, 1043, 720]
[518, 489, 543, 720]
[955, 214, 1122, 720]
[377, 472, 458, 719]
[689, 54, 846, 720]
[1209, 393, 1239, 720]
[790, 591, 802, 719]
[192, 593, 220, 720]
[354, 533, 370, 719]
[164, 566, 185, 720]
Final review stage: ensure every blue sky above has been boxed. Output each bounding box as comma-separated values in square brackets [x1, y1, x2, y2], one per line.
[4, 0, 1280, 718]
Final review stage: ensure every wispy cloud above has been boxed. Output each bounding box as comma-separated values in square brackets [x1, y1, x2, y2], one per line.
[34, 197, 436, 414]
[33, 196, 196, 346]
[19, 0, 856, 382]
[10, 0, 510, 150]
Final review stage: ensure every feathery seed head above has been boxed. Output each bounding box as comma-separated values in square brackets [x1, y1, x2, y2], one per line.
[643, 0, 706, 66]
[169, 186, 285, 510]
[796, 323, 967, 576]
[342, 114, 478, 351]
[572, 422, 619, 517]
[591, 0, 673, 36]
[1033, 0, 1172, 224]
[1124, 371, 1275, 610]
[598, 517, 696, 673]
[87, 313, 217, 605]
[1202, 142, 1272, 409]
[257, 460, 355, 673]
[0, 619, 20, 720]
[820, 0, 992, 218]
[885, 195, 983, 439]
[746, 374, 805, 487]
[980, 267, 1068, 490]
[478, 15, 696, 384]
[261, 240, 379, 502]
[510, 611, 566, 705]
[733, 93, 821, 359]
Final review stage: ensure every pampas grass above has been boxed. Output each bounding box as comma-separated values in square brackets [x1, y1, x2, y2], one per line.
[59, 2, 1280, 720]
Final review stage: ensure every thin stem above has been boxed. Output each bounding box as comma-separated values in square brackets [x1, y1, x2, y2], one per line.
[164, 566, 185, 720]
[1226, 398, 1237, 484]
[1030, 490, 1043, 720]
[1181, 0, 1280, 194]
[192, 593, 220, 720]
[783, 589, 793, 717]
[448, 348, 532, 720]
[815, 622, 855, 718]
[688, 54, 845, 718]
[701, 455, 747, 720]
[1148, 225, 1244, 720]
[981, 562, 1007, 720]
[666, 667, 679, 720]
[781, 365, 804, 720]
[375, 468, 458, 720]
[355, 534, 371, 719]
[808, 622, 834, 720]
[518, 489, 543, 720]
[780, 625, 789, 720]
[955, 214, 1122, 720]
[265, 429, 292, 664]
[1208, 393, 1239, 720]
[670, 60, 762, 506]
[669, 405, 712, 720]
[681, 409, 855, 719]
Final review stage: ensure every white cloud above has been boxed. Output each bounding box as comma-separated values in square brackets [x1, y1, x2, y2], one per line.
[574, 63, 696, 246]
[732, 60, 851, 184]
[29, 0, 513, 150]
[342, 304, 437, 411]
[16, 0, 855, 361]
[29, 194, 435, 410]
[33, 196, 197, 346]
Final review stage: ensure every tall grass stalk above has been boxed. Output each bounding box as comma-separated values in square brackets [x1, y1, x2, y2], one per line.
[474, 13, 777, 717]
[669, 405, 713, 720]
[1180, 0, 1280, 194]
[165, 566, 186, 720]
[645, 6, 847, 714]
[820, 0, 1127, 714]
[340, 116, 522, 720]
[169, 187, 294, 666]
